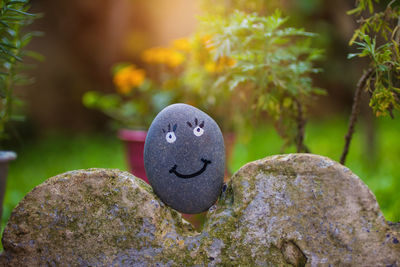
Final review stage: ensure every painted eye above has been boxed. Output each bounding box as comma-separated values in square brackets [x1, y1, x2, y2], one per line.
[166, 132, 176, 143]
[193, 126, 204, 137]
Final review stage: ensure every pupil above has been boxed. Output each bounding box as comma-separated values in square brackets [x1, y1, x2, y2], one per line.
[197, 128, 200, 132]
[169, 134, 172, 138]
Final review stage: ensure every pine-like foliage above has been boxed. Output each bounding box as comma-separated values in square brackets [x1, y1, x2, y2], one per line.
[0, 0, 41, 139]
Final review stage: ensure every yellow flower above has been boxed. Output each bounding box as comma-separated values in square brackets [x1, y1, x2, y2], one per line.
[141, 47, 185, 67]
[153, 48, 169, 63]
[113, 65, 146, 94]
[141, 47, 160, 64]
[166, 50, 185, 67]
[172, 38, 191, 52]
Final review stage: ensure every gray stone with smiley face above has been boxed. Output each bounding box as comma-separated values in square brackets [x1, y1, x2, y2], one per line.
[144, 103, 225, 214]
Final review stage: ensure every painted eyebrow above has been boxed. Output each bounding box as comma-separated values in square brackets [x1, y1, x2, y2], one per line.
[187, 118, 205, 128]
[162, 123, 177, 133]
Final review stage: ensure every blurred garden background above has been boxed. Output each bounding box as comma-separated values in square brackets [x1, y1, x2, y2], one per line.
[1, 0, 400, 242]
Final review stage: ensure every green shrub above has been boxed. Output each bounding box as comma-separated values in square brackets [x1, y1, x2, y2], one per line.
[0, 0, 41, 141]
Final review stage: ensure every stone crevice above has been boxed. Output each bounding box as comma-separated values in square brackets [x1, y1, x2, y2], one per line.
[280, 240, 307, 267]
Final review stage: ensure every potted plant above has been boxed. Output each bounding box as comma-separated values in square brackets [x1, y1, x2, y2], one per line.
[83, 63, 178, 182]
[0, 0, 40, 224]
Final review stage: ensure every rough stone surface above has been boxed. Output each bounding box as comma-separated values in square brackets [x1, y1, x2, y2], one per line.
[144, 103, 225, 214]
[208, 154, 400, 266]
[0, 169, 196, 266]
[1, 154, 399, 266]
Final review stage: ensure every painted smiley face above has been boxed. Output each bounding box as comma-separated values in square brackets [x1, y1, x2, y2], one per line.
[144, 103, 225, 214]
[164, 119, 211, 179]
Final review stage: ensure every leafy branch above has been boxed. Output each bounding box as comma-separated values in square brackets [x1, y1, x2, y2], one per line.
[341, 0, 400, 164]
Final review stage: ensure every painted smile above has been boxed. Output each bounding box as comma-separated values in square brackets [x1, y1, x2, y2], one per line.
[169, 158, 212, 179]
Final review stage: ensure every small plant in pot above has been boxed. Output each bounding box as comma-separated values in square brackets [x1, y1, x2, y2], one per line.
[83, 63, 177, 182]
[0, 0, 41, 224]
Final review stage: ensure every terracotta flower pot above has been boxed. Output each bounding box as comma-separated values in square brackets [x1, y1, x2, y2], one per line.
[0, 151, 17, 224]
[117, 129, 148, 183]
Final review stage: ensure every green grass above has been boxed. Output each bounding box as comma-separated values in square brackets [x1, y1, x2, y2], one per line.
[0, 116, 399, 247]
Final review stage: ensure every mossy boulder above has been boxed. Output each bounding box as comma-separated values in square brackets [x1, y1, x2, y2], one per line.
[0, 169, 197, 266]
[1, 154, 399, 266]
